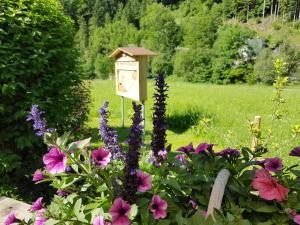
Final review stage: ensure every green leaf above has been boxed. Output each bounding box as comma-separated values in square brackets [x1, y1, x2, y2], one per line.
[56, 132, 71, 147]
[129, 204, 138, 219]
[44, 219, 59, 225]
[74, 198, 82, 218]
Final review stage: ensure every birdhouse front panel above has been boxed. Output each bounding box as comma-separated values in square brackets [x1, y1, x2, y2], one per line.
[115, 54, 141, 101]
[110, 47, 157, 102]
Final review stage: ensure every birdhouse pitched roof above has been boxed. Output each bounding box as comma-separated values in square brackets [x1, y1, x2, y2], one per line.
[110, 47, 157, 58]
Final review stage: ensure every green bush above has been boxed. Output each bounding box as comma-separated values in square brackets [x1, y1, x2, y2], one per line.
[252, 42, 300, 84]
[0, 0, 89, 199]
[140, 3, 182, 75]
[173, 48, 212, 83]
[211, 25, 255, 84]
[82, 19, 138, 79]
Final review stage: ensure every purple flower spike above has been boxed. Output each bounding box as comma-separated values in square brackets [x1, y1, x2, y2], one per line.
[195, 143, 215, 154]
[217, 148, 240, 158]
[290, 147, 300, 157]
[123, 102, 144, 203]
[177, 143, 194, 153]
[99, 101, 123, 159]
[264, 157, 283, 172]
[27, 105, 52, 136]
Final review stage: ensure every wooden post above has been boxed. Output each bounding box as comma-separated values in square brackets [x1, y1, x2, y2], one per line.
[207, 169, 231, 219]
[121, 96, 125, 128]
[251, 116, 262, 150]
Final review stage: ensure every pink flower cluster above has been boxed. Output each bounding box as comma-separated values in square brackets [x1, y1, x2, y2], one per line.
[252, 169, 288, 202]
[108, 195, 168, 225]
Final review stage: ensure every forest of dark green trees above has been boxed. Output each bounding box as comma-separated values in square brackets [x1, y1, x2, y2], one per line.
[60, 0, 300, 84]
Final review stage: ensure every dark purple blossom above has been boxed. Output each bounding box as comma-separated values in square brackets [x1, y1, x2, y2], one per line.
[264, 157, 283, 172]
[123, 102, 143, 203]
[175, 154, 187, 164]
[217, 148, 240, 158]
[194, 143, 215, 154]
[177, 143, 194, 153]
[151, 73, 168, 161]
[27, 105, 51, 136]
[290, 147, 300, 157]
[99, 101, 122, 159]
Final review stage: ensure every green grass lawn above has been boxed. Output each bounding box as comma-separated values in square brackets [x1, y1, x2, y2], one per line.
[87, 78, 300, 165]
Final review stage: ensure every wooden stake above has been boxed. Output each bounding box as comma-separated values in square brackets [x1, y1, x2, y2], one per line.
[251, 116, 262, 150]
[207, 169, 231, 219]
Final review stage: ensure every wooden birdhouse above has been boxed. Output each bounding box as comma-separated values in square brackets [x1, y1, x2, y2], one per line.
[110, 47, 157, 102]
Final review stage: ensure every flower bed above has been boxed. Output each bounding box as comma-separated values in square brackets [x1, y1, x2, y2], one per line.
[5, 74, 300, 225]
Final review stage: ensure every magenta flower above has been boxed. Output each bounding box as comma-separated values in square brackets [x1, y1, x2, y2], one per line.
[150, 195, 168, 220]
[43, 147, 67, 174]
[177, 143, 193, 153]
[109, 198, 131, 225]
[56, 189, 69, 196]
[194, 143, 215, 154]
[34, 209, 47, 225]
[264, 157, 283, 172]
[93, 216, 107, 225]
[189, 199, 197, 209]
[92, 148, 111, 168]
[294, 215, 300, 224]
[175, 154, 187, 164]
[137, 170, 152, 192]
[216, 148, 240, 158]
[4, 212, 18, 225]
[251, 169, 288, 202]
[158, 149, 168, 160]
[290, 147, 300, 157]
[30, 197, 43, 212]
[33, 170, 45, 182]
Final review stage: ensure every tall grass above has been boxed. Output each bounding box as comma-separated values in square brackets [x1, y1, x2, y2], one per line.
[87, 79, 300, 165]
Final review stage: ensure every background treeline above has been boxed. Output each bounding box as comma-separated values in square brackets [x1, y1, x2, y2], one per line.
[60, 0, 300, 84]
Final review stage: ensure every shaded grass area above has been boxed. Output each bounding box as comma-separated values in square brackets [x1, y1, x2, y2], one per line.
[86, 78, 300, 165]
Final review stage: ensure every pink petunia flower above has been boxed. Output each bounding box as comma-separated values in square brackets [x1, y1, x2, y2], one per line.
[201, 210, 207, 218]
[30, 197, 43, 212]
[189, 199, 197, 209]
[194, 143, 215, 154]
[137, 170, 152, 192]
[4, 212, 19, 225]
[92, 148, 111, 168]
[175, 154, 187, 164]
[150, 195, 168, 220]
[176, 143, 193, 153]
[34, 209, 47, 225]
[43, 147, 67, 174]
[93, 216, 104, 225]
[294, 215, 300, 224]
[252, 169, 288, 202]
[263, 157, 283, 172]
[56, 189, 69, 196]
[33, 170, 45, 182]
[109, 198, 131, 225]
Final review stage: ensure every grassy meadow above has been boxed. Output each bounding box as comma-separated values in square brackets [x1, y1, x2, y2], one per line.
[87, 78, 300, 165]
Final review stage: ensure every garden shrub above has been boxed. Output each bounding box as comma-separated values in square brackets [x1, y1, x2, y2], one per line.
[211, 24, 255, 84]
[6, 72, 300, 225]
[0, 0, 89, 199]
[140, 3, 182, 75]
[173, 48, 212, 83]
[252, 42, 300, 84]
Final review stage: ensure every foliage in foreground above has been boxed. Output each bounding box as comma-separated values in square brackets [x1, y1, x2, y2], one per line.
[0, 0, 90, 199]
[5, 74, 300, 225]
